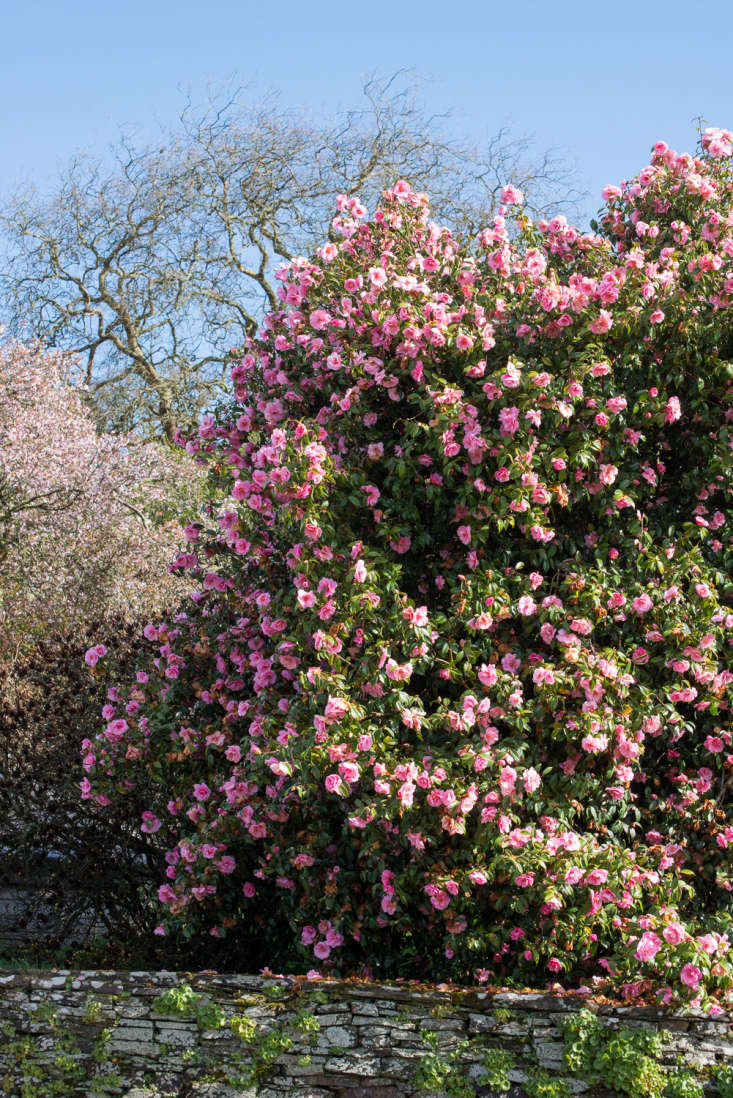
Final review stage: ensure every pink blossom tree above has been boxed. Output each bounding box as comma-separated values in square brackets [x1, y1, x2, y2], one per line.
[0, 337, 199, 657]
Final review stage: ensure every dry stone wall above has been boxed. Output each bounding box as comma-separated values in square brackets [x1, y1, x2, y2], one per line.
[1, 970, 732, 1097]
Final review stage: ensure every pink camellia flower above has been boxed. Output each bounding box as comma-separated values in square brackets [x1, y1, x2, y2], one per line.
[702, 126, 733, 157]
[309, 309, 331, 330]
[84, 648, 100, 667]
[662, 923, 686, 946]
[391, 535, 411, 554]
[501, 653, 521, 674]
[515, 873, 534, 888]
[665, 396, 682, 423]
[589, 310, 613, 334]
[523, 767, 541, 794]
[313, 941, 331, 960]
[500, 184, 524, 205]
[457, 525, 472, 545]
[680, 963, 702, 988]
[338, 761, 360, 784]
[635, 931, 662, 962]
[499, 406, 520, 434]
[217, 856, 236, 874]
[140, 812, 161, 834]
[428, 889, 451, 910]
[158, 884, 178, 905]
[632, 594, 653, 613]
[104, 719, 128, 743]
[547, 957, 564, 972]
[368, 266, 388, 289]
[517, 595, 536, 616]
[478, 663, 498, 687]
[704, 736, 724, 753]
[193, 783, 211, 802]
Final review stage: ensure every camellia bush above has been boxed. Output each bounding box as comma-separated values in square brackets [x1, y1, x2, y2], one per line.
[85, 128, 733, 1012]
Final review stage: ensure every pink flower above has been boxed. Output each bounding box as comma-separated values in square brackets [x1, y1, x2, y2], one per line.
[635, 931, 662, 962]
[104, 719, 128, 743]
[477, 663, 498, 687]
[309, 309, 331, 330]
[632, 594, 653, 613]
[313, 941, 331, 960]
[499, 406, 520, 434]
[428, 889, 451, 910]
[457, 525, 472, 545]
[679, 963, 702, 988]
[664, 396, 682, 423]
[193, 783, 211, 801]
[590, 310, 613, 334]
[662, 923, 686, 946]
[140, 812, 161, 834]
[500, 184, 524, 205]
[517, 595, 536, 616]
[523, 767, 541, 794]
[368, 266, 388, 288]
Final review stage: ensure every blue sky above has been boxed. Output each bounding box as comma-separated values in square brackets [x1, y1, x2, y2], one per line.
[1, 0, 732, 226]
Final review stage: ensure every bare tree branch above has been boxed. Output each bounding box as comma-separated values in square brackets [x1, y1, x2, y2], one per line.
[0, 77, 582, 439]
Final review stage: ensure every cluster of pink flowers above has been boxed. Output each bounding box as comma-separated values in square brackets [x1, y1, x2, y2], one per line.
[85, 131, 733, 1012]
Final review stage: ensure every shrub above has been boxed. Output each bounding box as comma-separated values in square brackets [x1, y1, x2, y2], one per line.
[0, 338, 203, 958]
[85, 130, 733, 1008]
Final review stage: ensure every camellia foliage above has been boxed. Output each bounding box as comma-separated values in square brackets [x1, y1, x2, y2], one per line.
[85, 128, 733, 1012]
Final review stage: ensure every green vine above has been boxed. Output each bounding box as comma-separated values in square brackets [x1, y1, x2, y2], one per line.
[152, 983, 226, 1030]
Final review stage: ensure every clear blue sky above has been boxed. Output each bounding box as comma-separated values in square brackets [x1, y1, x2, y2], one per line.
[1, 0, 732, 226]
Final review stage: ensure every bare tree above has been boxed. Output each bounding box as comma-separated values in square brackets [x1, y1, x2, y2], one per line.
[0, 77, 580, 440]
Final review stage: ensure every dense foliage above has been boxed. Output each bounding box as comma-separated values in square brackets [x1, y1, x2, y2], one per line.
[86, 129, 733, 1012]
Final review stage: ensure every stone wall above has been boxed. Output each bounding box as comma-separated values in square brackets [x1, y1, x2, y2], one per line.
[1, 970, 732, 1097]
